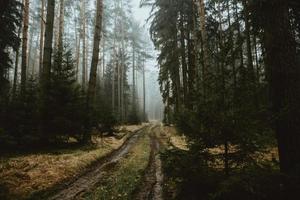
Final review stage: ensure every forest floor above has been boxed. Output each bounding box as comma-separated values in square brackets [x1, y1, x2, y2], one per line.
[0, 124, 144, 199]
[0, 123, 277, 200]
[0, 123, 186, 200]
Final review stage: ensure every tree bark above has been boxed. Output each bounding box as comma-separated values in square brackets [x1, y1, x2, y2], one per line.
[132, 45, 136, 114]
[120, 0, 125, 122]
[142, 60, 146, 121]
[28, 23, 35, 75]
[39, 0, 45, 79]
[81, 0, 86, 89]
[57, 0, 64, 55]
[42, 0, 55, 84]
[87, 0, 103, 111]
[187, 2, 196, 109]
[179, 11, 188, 107]
[40, 0, 55, 141]
[117, 48, 121, 120]
[21, 0, 30, 94]
[242, 0, 254, 80]
[197, 0, 209, 96]
[12, 0, 25, 98]
[263, 0, 300, 175]
[87, 0, 103, 103]
[73, 4, 79, 81]
[234, 1, 244, 72]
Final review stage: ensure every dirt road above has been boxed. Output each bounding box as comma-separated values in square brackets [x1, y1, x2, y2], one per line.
[133, 126, 164, 200]
[48, 125, 150, 200]
[47, 123, 164, 200]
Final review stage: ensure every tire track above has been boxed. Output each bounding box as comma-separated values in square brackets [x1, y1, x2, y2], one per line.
[134, 124, 164, 200]
[48, 125, 150, 200]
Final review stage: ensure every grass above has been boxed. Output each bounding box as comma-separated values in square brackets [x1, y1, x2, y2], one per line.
[0, 126, 141, 200]
[86, 133, 151, 200]
[160, 126, 188, 150]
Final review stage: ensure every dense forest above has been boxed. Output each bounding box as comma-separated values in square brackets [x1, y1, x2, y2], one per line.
[0, 0, 300, 199]
[0, 0, 152, 146]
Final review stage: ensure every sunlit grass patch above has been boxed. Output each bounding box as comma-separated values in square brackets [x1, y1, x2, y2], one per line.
[160, 126, 188, 150]
[86, 134, 151, 200]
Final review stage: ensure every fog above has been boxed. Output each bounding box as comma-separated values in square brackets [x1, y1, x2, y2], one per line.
[131, 0, 164, 121]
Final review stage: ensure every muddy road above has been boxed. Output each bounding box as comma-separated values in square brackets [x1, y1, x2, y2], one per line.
[133, 126, 164, 200]
[47, 123, 165, 200]
[48, 125, 151, 200]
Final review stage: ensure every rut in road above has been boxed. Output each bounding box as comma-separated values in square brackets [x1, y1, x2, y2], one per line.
[48, 125, 150, 200]
[134, 125, 164, 200]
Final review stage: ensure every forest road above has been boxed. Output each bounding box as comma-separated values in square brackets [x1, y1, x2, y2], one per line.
[48, 124, 152, 200]
[134, 125, 164, 200]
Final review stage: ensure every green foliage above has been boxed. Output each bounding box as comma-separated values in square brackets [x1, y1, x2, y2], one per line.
[93, 89, 118, 134]
[148, 0, 298, 198]
[1, 77, 39, 146]
[161, 148, 219, 200]
[162, 148, 300, 200]
[0, 0, 22, 95]
[44, 47, 86, 141]
[0, 0, 22, 147]
[0, 47, 87, 147]
[150, 0, 275, 178]
[211, 164, 300, 200]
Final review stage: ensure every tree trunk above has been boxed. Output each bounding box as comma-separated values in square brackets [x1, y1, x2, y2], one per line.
[28, 24, 35, 75]
[120, 0, 125, 122]
[57, 0, 64, 55]
[86, 0, 103, 142]
[85, 27, 89, 83]
[112, 53, 115, 112]
[53, 5, 60, 52]
[121, 52, 124, 121]
[197, 0, 209, 96]
[142, 60, 146, 121]
[75, 37, 81, 81]
[242, 0, 254, 80]
[42, 0, 55, 84]
[234, 1, 244, 72]
[187, 2, 196, 109]
[117, 48, 121, 120]
[132, 45, 136, 114]
[40, 0, 55, 141]
[253, 36, 260, 83]
[21, 0, 30, 94]
[227, 1, 237, 91]
[87, 0, 103, 106]
[81, 0, 86, 89]
[31, 39, 39, 75]
[12, 0, 25, 98]
[174, 29, 181, 114]
[263, 0, 300, 175]
[39, 0, 45, 79]
[12, 46, 20, 98]
[179, 11, 188, 107]
[102, 33, 105, 80]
